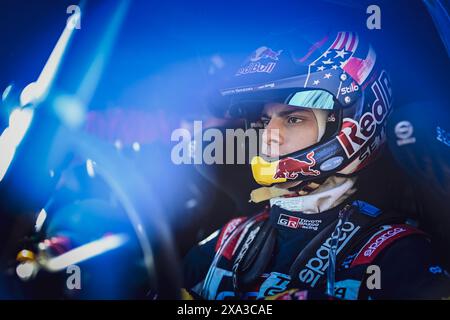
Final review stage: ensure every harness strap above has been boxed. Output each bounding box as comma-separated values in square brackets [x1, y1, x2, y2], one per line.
[201, 201, 427, 299]
[288, 203, 410, 291]
[349, 224, 427, 268]
[234, 220, 277, 292]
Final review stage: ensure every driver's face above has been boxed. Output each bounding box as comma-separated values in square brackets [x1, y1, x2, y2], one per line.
[260, 103, 318, 158]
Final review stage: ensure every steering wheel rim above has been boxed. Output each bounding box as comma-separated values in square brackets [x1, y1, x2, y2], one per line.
[39, 125, 182, 299]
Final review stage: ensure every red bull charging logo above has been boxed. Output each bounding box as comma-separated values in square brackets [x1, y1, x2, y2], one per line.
[235, 46, 282, 76]
[273, 151, 320, 180]
[250, 46, 283, 62]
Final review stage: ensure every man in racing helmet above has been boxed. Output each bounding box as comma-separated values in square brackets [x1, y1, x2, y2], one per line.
[182, 30, 450, 300]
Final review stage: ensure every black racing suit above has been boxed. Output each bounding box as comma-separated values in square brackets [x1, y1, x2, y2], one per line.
[183, 200, 450, 300]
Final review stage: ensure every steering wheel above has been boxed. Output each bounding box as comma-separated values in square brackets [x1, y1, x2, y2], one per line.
[1, 106, 182, 299]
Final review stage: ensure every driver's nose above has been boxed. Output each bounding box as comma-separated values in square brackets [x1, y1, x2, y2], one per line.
[262, 118, 284, 157]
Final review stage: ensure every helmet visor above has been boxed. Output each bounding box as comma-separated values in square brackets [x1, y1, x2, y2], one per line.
[223, 88, 336, 120]
[286, 90, 334, 110]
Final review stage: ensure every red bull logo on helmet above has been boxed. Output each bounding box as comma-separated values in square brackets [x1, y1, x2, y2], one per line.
[250, 46, 283, 62]
[235, 46, 282, 76]
[337, 70, 393, 158]
[235, 62, 277, 76]
[274, 151, 320, 180]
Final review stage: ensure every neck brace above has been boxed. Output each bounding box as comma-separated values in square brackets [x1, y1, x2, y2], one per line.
[269, 176, 357, 214]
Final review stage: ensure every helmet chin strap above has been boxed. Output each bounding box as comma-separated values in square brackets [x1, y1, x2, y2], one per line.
[271, 176, 358, 214]
[249, 174, 358, 215]
[249, 186, 293, 203]
[287, 178, 326, 194]
[249, 178, 325, 203]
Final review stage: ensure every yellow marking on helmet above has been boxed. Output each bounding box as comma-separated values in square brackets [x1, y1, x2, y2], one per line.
[16, 250, 36, 262]
[250, 156, 286, 186]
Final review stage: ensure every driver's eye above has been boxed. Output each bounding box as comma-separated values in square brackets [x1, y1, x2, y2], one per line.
[260, 118, 270, 127]
[287, 116, 303, 124]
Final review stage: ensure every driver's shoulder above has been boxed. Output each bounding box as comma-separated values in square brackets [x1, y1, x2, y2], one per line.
[182, 215, 249, 288]
[347, 222, 431, 269]
[185, 215, 250, 261]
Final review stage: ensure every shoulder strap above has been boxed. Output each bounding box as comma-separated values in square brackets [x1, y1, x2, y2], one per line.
[289, 201, 409, 290]
[233, 218, 277, 291]
[214, 216, 248, 260]
[349, 223, 427, 268]
[200, 210, 269, 298]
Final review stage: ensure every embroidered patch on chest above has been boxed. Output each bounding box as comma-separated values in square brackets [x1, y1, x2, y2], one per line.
[277, 213, 322, 231]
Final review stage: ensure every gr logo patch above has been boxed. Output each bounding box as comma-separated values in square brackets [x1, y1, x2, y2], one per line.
[277, 214, 300, 229]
